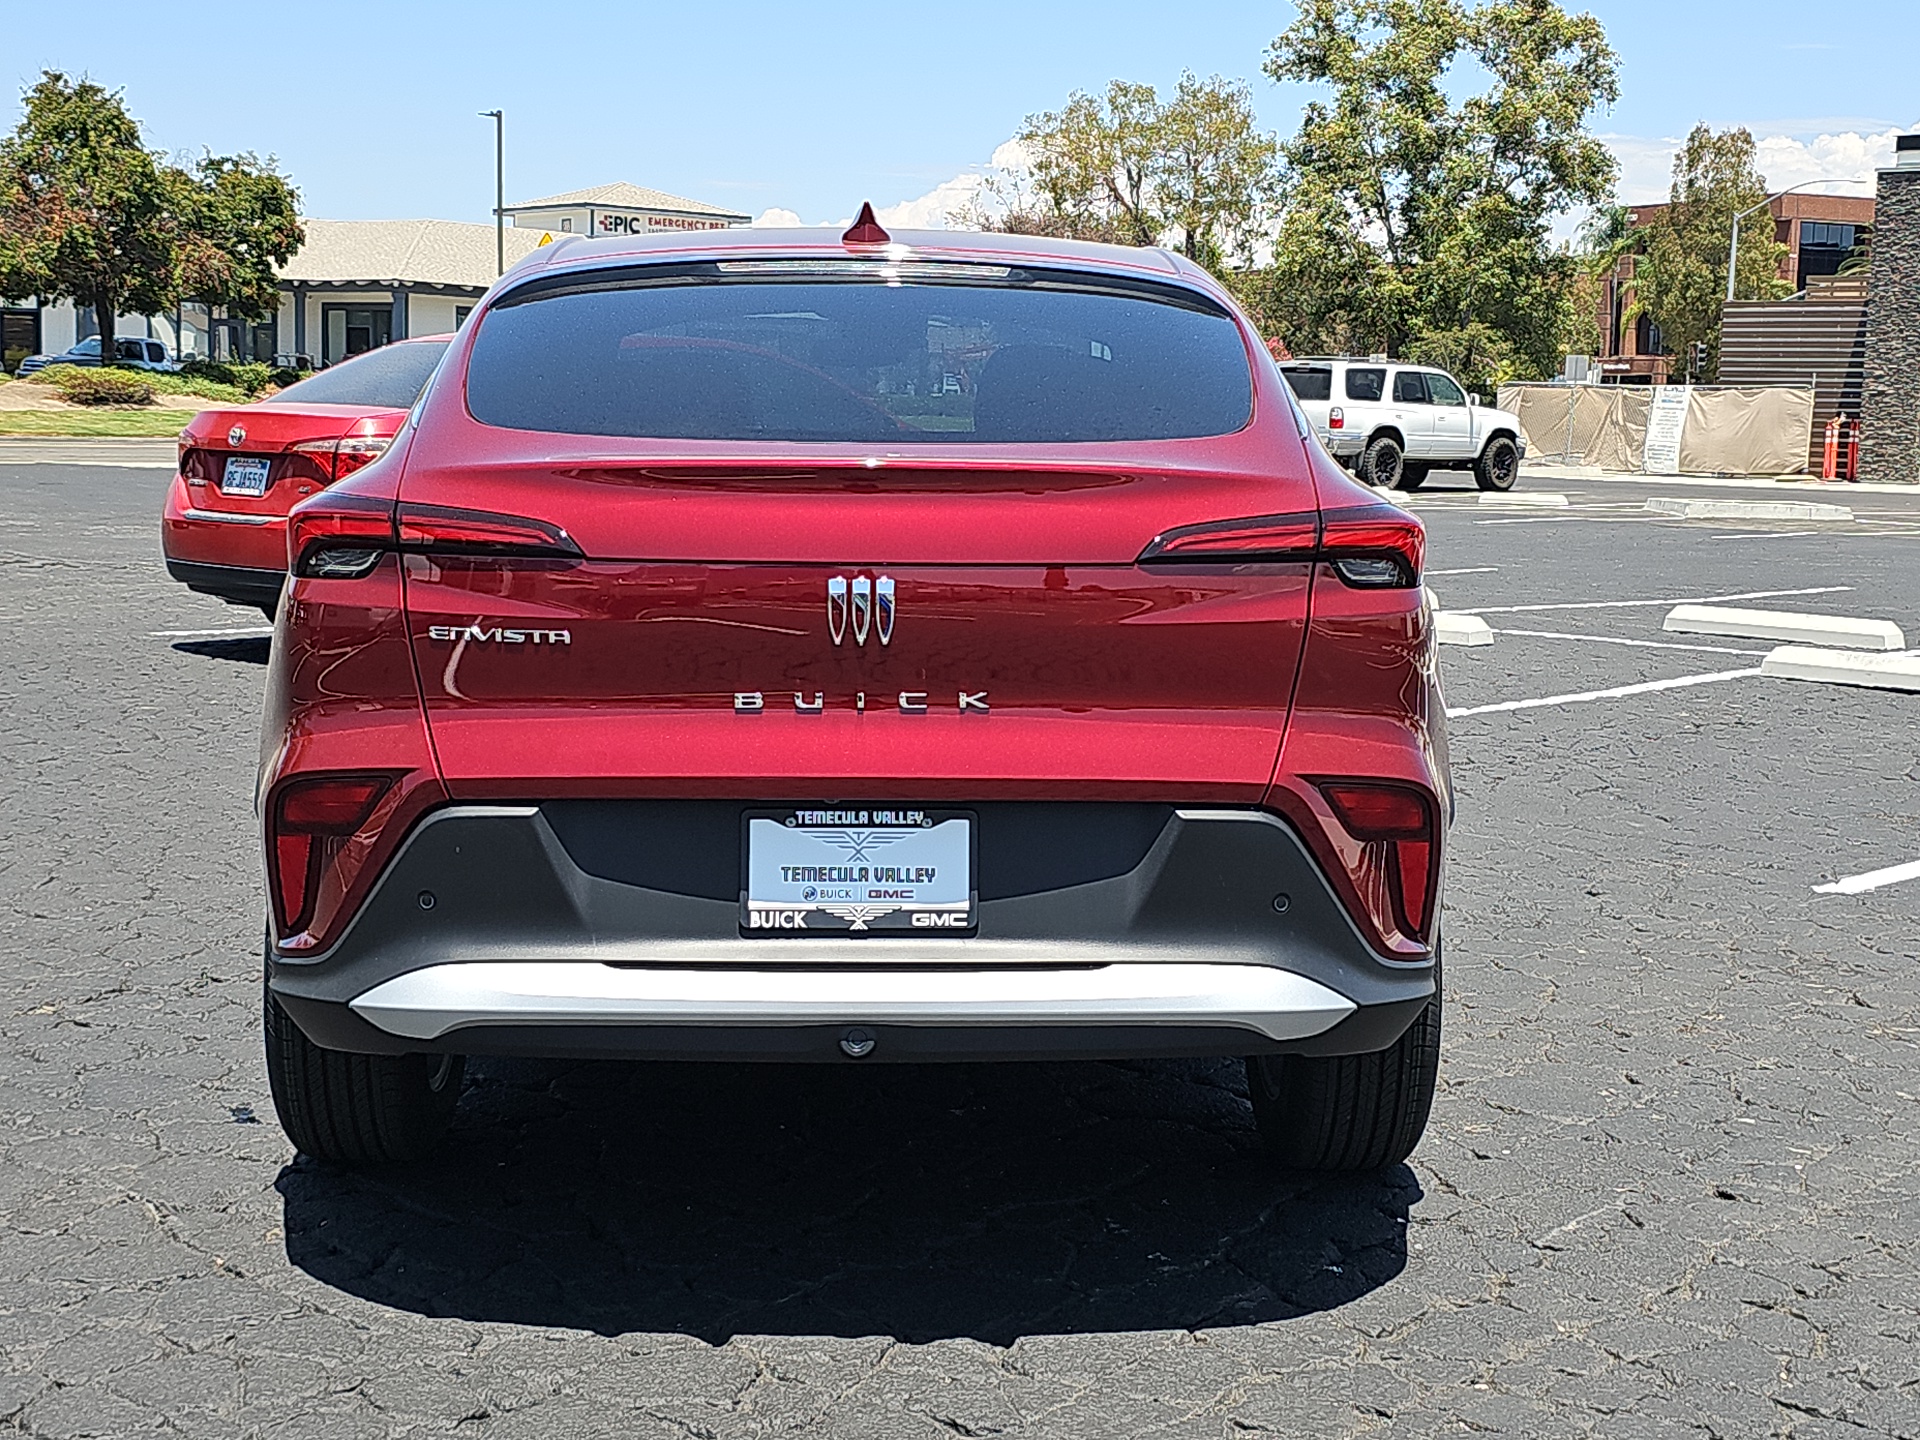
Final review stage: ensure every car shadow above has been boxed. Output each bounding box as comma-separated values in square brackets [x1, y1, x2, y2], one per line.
[278, 1057, 1418, 1344]
[172, 637, 269, 665]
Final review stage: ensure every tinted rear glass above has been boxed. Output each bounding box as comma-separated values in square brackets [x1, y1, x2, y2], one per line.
[1280, 365, 1331, 401]
[275, 341, 450, 409]
[1345, 367, 1385, 401]
[465, 265, 1254, 443]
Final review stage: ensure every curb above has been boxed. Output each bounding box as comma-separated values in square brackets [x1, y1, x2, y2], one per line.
[1644, 497, 1853, 522]
[1435, 613, 1494, 647]
[1664, 605, 1905, 651]
[1761, 647, 1920, 692]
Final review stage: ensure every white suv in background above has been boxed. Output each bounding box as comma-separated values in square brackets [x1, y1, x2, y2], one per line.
[1280, 359, 1525, 492]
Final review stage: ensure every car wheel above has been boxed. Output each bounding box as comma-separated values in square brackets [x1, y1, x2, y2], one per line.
[263, 940, 463, 1165]
[1360, 434, 1404, 489]
[1246, 945, 1440, 1171]
[1395, 462, 1429, 493]
[1473, 435, 1520, 492]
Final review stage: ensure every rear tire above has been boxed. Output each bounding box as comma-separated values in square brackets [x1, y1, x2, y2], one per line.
[1473, 435, 1520, 492]
[264, 945, 463, 1165]
[1360, 434, 1404, 489]
[1395, 462, 1429, 493]
[1247, 950, 1440, 1171]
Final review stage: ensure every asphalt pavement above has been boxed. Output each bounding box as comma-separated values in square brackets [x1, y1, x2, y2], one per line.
[3, 456, 1918, 1438]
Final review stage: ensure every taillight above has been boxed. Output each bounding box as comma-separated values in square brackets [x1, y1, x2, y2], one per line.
[269, 775, 392, 937]
[1318, 781, 1438, 942]
[287, 497, 582, 577]
[1328, 406, 1344, 430]
[288, 491, 396, 578]
[1319, 504, 1424, 588]
[1138, 503, 1422, 587]
[1137, 511, 1318, 562]
[291, 435, 391, 482]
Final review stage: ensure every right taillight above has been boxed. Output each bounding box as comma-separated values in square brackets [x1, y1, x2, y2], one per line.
[1318, 781, 1438, 942]
[1137, 502, 1422, 587]
[291, 435, 392, 482]
[269, 775, 392, 938]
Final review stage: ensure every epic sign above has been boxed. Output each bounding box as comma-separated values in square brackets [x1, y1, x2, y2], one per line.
[596, 212, 730, 235]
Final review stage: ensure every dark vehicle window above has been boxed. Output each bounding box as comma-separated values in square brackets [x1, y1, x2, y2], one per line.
[1280, 364, 1331, 401]
[1425, 372, 1465, 406]
[465, 266, 1255, 443]
[1345, 367, 1385, 401]
[275, 340, 450, 409]
[1393, 370, 1429, 403]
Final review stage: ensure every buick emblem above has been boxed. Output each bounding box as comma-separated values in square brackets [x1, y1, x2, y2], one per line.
[827, 574, 894, 646]
[228, 424, 246, 447]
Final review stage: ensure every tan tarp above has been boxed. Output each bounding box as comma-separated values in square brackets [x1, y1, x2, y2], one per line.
[1496, 384, 1812, 475]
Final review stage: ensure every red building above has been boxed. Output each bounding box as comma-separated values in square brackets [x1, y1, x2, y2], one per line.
[1594, 193, 1875, 382]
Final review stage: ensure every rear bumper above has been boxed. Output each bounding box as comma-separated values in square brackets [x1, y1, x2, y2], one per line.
[165, 558, 285, 609]
[269, 802, 1437, 1063]
[160, 473, 292, 581]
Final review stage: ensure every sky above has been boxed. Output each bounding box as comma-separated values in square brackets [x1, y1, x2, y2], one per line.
[4, 1, 1916, 233]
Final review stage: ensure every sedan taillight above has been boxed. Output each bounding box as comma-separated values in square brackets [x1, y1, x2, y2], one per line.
[291, 435, 391, 482]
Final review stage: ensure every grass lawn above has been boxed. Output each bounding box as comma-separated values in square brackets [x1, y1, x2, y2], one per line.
[0, 408, 199, 437]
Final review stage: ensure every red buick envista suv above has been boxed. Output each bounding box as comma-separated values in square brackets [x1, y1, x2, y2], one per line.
[260, 215, 1450, 1170]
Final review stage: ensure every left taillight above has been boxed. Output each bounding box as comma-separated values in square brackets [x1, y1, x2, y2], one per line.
[289, 496, 582, 579]
[269, 775, 392, 938]
[291, 435, 391, 483]
[1317, 780, 1438, 943]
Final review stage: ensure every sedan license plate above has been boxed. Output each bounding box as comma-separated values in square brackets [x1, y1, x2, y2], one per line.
[744, 808, 974, 935]
[220, 457, 271, 497]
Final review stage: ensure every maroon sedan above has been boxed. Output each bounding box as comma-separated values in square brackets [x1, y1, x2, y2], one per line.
[161, 338, 450, 616]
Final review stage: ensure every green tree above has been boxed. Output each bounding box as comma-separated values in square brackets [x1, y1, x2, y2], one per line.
[172, 152, 304, 330]
[0, 73, 175, 357]
[1629, 124, 1787, 380]
[976, 75, 1279, 266]
[1256, 0, 1619, 387]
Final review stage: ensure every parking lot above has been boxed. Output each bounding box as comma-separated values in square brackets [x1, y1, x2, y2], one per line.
[3, 440, 1918, 1438]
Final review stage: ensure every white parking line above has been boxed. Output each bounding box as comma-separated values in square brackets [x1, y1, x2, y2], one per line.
[1494, 628, 1771, 656]
[1813, 858, 1920, 896]
[1428, 566, 1501, 576]
[1709, 531, 1822, 542]
[1446, 667, 1764, 718]
[1466, 586, 1850, 616]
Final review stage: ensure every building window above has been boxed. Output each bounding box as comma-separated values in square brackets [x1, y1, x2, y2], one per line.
[560, 218, 572, 232]
[454, 305, 473, 328]
[1800, 222, 1855, 249]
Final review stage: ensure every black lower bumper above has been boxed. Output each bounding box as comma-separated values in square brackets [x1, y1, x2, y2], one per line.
[270, 802, 1437, 1063]
[166, 558, 284, 609]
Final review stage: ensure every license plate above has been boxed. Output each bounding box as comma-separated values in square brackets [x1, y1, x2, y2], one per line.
[743, 808, 974, 934]
[220, 457, 271, 497]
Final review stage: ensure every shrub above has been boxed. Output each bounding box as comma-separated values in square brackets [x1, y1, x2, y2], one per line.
[179, 357, 273, 395]
[143, 371, 251, 404]
[47, 366, 156, 406]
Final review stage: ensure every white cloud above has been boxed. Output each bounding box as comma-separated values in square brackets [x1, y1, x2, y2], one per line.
[1603, 126, 1903, 206]
[760, 139, 1032, 232]
[752, 207, 809, 228]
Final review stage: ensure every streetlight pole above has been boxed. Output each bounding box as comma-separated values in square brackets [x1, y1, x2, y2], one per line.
[481, 109, 504, 276]
[1726, 180, 1846, 303]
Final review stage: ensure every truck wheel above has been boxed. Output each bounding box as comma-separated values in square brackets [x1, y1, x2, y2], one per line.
[1395, 462, 1429, 493]
[1246, 949, 1440, 1171]
[1473, 435, 1520, 492]
[263, 943, 463, 1165]
[1360, 434, 1404, 489]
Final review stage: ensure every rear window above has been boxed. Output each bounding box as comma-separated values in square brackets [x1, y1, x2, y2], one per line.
[1280, 365, 1331, 401]
[275, 340, 450, 409]
[1345, 367, 1385, 401]
[464, 262, 1254, 443]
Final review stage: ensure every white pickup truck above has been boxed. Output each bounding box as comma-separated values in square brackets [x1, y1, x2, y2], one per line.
[1279, 358, 1525, 492]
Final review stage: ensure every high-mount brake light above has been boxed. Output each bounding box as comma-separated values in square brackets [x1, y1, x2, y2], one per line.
[269, 775, 392, 937]
[292, 435, 391, 482]
[1318, 781, 1438, 942]
[1137, 504, 1422, 587]
[289, 497, 582, 577]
